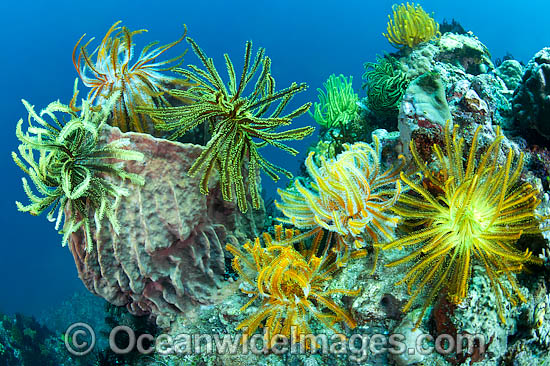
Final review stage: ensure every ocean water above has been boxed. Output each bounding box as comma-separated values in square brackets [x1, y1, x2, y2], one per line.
[1, 0, 549, 337]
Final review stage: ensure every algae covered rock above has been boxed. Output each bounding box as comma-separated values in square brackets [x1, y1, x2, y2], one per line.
[452, 266, 526, 365]
[471, 73, 513, 127]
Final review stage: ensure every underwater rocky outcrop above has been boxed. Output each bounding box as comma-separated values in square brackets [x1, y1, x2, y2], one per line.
[512, 47, 550, 142]
[495, 59, 524, 91]
[68, 125, 265, 328]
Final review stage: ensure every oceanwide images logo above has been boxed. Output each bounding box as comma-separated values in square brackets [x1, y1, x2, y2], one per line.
[64, 322, 487, 362]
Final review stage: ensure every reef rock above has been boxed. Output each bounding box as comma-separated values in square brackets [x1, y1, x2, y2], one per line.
[68, 126, 264, 328]
[496, 59, 524, 91]
[512, 47, 550, 141]
[452, 266, 528, 365]
[437, 33, 494, 75]
[389, 309, 429, 366]
[471, 73, 512, 127]
[399, 33, 493, 83]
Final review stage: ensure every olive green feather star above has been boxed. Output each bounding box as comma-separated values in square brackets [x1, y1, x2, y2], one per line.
[139, 38, 314, 213]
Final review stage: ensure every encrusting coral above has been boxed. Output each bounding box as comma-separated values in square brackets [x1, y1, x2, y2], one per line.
[73, 21, 189, 133]
[383, 121, 546, 327]
[362, 55, 410, 115]
[276, 139, 404, 269]
[383, 2, 441, 49]
[13, 80, 144, 250]
[139, 38, 314, 213]
[310, 74, 359, 129]
[226, 225, 360, 349]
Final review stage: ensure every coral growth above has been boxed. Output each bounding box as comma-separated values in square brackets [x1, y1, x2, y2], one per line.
[383, 2, 440, 49]
[0, 312, 68, 366]
[310, 74, 359, 129]
[140, 38, 314, 213]
[383, 121, 545, 327]
[73, 21, 189, 133]
[276, 139, 403, 268]
[362, 55, 410, 115]
[13, 81, 144, 250]
[226, 225, 359, 348]
[512, 47, 550, 141]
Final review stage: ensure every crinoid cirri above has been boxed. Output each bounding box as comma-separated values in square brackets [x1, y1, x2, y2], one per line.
[73, 21, 189, 133]
[383, 121, 546, 327]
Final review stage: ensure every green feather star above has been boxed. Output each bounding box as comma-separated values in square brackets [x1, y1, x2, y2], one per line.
[13, 80, 144, 251]
[139, 38, 314, 213]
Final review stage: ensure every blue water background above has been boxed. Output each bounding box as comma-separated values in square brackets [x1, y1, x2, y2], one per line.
[1, 0, 549, 317]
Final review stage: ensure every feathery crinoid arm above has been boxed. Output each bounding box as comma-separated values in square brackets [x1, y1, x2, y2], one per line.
[72, 21, 190, 133]
[13, 81, 144, 251]
[143, 38, 314, 213]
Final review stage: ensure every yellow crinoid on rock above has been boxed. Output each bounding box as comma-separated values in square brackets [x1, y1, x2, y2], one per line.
[276, 139, 404, 269]
[383, 121, 545, 327]
[226, 225, 360, 349]
[383, 2, 441, 49]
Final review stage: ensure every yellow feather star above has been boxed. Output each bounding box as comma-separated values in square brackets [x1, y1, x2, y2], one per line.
[276, 139, 404, 270]
[226, 225, 360, 349]
[383, 2, 441, 49]
[383, 121, 546, 328]
[72, 21, 189, 133]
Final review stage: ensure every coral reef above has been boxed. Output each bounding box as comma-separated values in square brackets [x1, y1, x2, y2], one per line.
[0, 312, 71, 366]
[451, 266, 524, 364]
[140, 38, 314, 213]
[68, 125, 264, 328]
[437, 32, 494, 75]
[398, 33, 493, 81]
[11, 14, 550, 366]
[13, 81, 144, 249]
[533, 293, 550, 348]
[512, 47, 550, 141]
[469, 73, 512, 126]
[310, 74, 359, 129]
[383, 2, 440, 49]
[73, 21, 189, 133]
